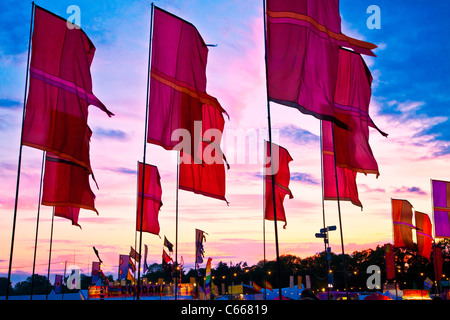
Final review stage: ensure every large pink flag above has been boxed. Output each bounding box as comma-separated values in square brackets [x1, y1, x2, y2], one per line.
[431, 179, 450, 238]
[331, 49, 386, 177]
[136, 162, 163, 236]
[147, 7, 227, 152]
[264, 141, 293, 229]
[321, 120, 362, 208]
[266, 0, 377, 128]
[22, 6, 113, 172]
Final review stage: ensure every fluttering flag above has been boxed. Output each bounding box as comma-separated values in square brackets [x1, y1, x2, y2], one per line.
[127, 269, 136, 285]
[130, 246, 140, 263]
[391, 199, 415, 250]
[162, 249, 173, 272]
[321, 120, 362, 208]
[266, 0, 376, 128]
[384, 243, 395, 280]
[136, 162, 163, 236]
[431, 179, 450, 238]
[415, 211, 433, 261]
[91, 261, 100, 284]
[54, 274, 63, 294]
[164, 236, 174, 253]
[22, 5, 113, 172]
[252, 282, 262, 292]
[178, 104, 229, 203]
[433, 246, 443, 283]
[143, 244, 149, 274]
[329, 49, 386, 177]
[128, 256, 136, 273]
[264, 280, 273, 292]
[42, 153, 97, 215]
[264, 141, 293, 229]
[118, 255, 129, 280]
[205, 257, 212, 298]
[93, 246, 102, 264]
[147, 6, 227, 153]
[195, 229, 207, 268]
[54, 206, 81, 229]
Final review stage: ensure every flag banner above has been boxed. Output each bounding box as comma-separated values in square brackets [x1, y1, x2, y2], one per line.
[54, 206, 81, 229]
[433, 246, 443, 282]
[162, 249, 173, 272]
[91, 261, 100, 284]
[118, 255, 129, 280]
[264, 280, 273, 292]
[195, 229, 207, 267]
[22, 5, 113, 172]
[415, 211, 433, 260]
[127, 269, 136, 285]
[252, 282, 262, 292]
[322, 120, 362, 208]
[130, 246, 140, 262]
[266, 0, 376, 128]
[42, 152, 97, 214]
[164, 236, 174, 253]
[54, 274, 63, 294]
[205, 257, 212, 298]
[136, 162, 163, 236]
[264, 141, 293, 229]
[431, 179, 450, 238]
[143, 244, 149, 274]
[330, 49, 385, 177]
[392, 199, 415, 250]
[384, 243, 395, 280]
[179, 104, 229, 203]
[147, 6, 227, 152]
[93, 246, 103, 263]
[128, 256, 136, 273]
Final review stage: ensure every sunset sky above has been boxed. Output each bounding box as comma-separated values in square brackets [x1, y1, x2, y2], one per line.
[1, 0, 450, 284]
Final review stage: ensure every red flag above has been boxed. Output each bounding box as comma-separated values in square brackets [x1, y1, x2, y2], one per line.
[147, 6, 227, 152]
[129, 246, 140, 263]
[42, 152, 97, 214]
[391, 199, 415, 250]
[264, 141, 293, 229]
[433, 246, 443, 282]
[322, 120, 362, 208]
[415, 211, 433, 260]
[22, 6, 113, 172]
[384, 243, 395, 280]
[331, 49, 386, 177]
[136, 162, 163, 236]
[54, 206, 81, 229]
[179, 104, 229, 203]
[266, 0, 376, 128]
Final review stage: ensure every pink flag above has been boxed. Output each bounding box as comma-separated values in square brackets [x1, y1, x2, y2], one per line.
[415, 211, 433, 260]
[331, 49, 386, 177]
[431, 179, 450, 238]
[42, 152, 97, 215]
[136, 162, 163, 236]
[266, 0, 377, 128]
[264, 141, 293, 229]
[147, 6, 227, 152]
[54, 206, 81, 229]
[22, 6, 113, 172]
[321, 120, 362, 208]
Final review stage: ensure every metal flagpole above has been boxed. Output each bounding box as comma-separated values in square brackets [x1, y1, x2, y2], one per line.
[262, 168, 267, 300]
[6, 1, 35, 300]
[30, 151, 45, 300]
[46, 208, 55, 300]
[331, 124, 349, 298]
[175, 150, 180, 300]
[137, 2, 154, 300]
[262, 0, 282, 300]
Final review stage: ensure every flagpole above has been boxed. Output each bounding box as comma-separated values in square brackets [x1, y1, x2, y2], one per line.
[137, 2, 154, 301]
[46, 208, 55, 300]
[331, 124, 349, 298]
[262, 173, 267, 300]
[175, 150, 180, 300]
[6, 1, 34, 300]
[262, 0, 282, 300]
[30, 151, 45, 300]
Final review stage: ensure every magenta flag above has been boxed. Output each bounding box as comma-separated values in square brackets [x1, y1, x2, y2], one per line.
[331, 49, 386, 177]
[147, 7, 227, 152]
[264, 141, 294, 229]
[432, 179, 450, 238]
[266, 0, 377, 127]
[136, 162, 163, 236]
[179, 104, 229, 203]
[321, 121, 362, 208]
[22, 6, 113, 172]
[54, 206, 81, 229]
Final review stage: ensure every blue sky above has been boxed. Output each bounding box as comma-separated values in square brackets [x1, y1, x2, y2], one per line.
[1, 0, 450, 284]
